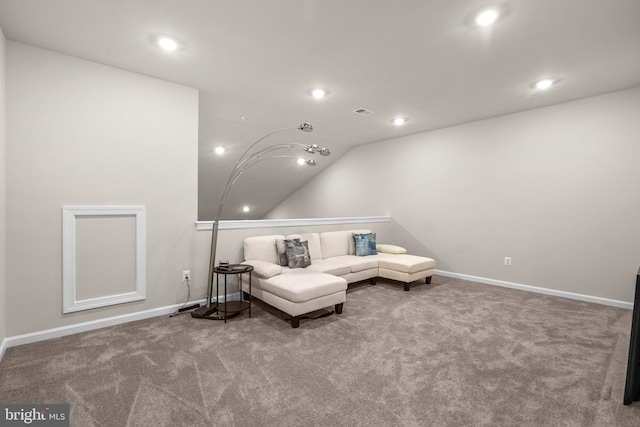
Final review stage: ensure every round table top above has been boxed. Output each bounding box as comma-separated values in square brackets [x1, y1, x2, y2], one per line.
[213, 263, 254, 274]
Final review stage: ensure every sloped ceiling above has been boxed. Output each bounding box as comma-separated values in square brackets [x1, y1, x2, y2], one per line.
[1, 0, 639, 219]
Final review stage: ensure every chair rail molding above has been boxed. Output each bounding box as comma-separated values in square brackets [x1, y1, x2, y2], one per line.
[196, 215, 392, 231]
[62, 206, 147, 313]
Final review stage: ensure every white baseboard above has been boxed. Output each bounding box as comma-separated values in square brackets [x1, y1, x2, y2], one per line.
[0, 338, 7, 364]
[0, 292, 246, 362]
[434, 269, 633, 310]
[3, 298, 209, 353]
[214, 292, 241, 302]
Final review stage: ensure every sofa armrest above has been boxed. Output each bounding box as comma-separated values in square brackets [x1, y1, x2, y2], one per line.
[244, 260, 283, 278]
[376, 244, 408, 255]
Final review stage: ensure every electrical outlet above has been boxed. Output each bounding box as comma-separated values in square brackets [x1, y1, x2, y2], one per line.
[182, 270, 191, 281]
[504, 257, 512, 266]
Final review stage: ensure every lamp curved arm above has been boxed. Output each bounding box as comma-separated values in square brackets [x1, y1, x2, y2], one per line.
[234, 127, 299, 165]
[199, 126, 323, 312]
[229, 123, 312, 188]
[212, 155, 311, 226]
[216, 140, 307, 222]
[227, 143, 315, 192]
[228, 143, 328, 198]
[229, 155, 313, 190]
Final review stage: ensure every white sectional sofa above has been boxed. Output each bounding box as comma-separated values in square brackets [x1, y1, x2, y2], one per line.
[241, 229, 435, 328]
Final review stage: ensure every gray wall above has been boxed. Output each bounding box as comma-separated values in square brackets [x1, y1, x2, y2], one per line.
[2, 37, 639, 345]
[5, 42, 199, 336]
[268, 88, 640, 303]
[0, 25, 6, 348]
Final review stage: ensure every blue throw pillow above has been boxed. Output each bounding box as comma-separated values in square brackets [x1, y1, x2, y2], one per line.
[353, 233, 377, 256]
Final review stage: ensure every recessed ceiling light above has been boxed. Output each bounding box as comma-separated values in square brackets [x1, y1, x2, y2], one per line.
[242, 206, 250, 213]
[297, 158, 306, 165]
[475, 9, 499, 27]
[311, 88, 327, 99]
[214, 146, 225, 155]
[157, 37, 178, 52]
[393, 117, 406, 126]
[535, 79, 554, 90]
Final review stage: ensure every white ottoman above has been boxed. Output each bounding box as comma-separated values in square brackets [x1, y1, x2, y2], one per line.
[252, 269, 348, 328]
[377, 254, 436, 291]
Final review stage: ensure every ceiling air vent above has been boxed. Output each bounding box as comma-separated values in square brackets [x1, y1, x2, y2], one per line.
[353, 107, 374, 116]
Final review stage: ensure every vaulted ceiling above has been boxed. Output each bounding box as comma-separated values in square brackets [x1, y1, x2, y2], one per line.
[1, 0, 639, 220]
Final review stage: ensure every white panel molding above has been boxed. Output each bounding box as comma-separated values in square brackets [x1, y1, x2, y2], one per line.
[196, 216, 392, 231]
[62, 206, 147, 313]
[434, 269, 633, 310]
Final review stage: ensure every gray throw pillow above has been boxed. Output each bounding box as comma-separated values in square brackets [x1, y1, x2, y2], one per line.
[284, 239, 311, 268]
[276, 238, 298, 266]
[353, 233, 377, 256]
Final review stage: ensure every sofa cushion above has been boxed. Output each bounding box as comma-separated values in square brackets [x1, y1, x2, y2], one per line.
[262, 269, 347, 303]
[329, 255, 379, 273]
[347, 229, 372, 255]
[376, 244, 407, 254]
[305, 259, 351, 276]
[244, 259, 283, 278]
[353, 233, 377, 256]
[243, 235, 283, 264]
[378, 254, 436, 274]
[286, 233, 322, 260]
[320, 231, 349, 259]
[284, 239, 311, 269]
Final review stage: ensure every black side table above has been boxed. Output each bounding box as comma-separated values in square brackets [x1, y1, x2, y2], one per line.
[208, 264, 253, 323]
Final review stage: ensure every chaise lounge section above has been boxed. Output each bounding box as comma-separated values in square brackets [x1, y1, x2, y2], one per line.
[241, 229, 435, 327]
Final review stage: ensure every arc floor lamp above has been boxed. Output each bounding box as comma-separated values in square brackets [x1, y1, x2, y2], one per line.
[192, 123, 330, 318]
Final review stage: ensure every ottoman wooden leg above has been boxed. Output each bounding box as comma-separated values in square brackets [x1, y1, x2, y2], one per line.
[404, 283, 410, 292]
[425, 276, 432, 284]
[335, 303, 344, 314]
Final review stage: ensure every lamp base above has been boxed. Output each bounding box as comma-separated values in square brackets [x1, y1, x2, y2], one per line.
[191, 304, 243, 321]
[191, 305, 218, 318]
[178, 303, 201, 313]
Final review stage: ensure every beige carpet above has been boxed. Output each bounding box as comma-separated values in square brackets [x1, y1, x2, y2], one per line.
[1, 275, 639, 426]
